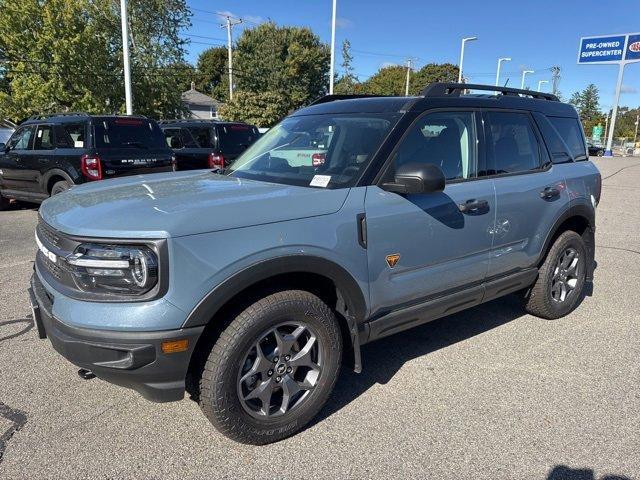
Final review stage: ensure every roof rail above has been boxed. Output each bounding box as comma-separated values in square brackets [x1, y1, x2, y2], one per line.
[28, 111, 91, 120]
[309, 94, 388, 106]
[158, 118, 222, 124]
[421, 82, 559, 101]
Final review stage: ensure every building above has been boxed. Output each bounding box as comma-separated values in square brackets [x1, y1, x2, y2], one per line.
[181, 82, 221, 119]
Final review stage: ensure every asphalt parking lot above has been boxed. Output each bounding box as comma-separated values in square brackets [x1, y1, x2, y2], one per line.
[0, 157, 639, 479]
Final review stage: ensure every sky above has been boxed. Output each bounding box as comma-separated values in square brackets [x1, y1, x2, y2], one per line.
[184, 0, 640, 109]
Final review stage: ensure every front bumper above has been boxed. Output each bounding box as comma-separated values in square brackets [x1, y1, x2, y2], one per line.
[29, 273, 204, 402]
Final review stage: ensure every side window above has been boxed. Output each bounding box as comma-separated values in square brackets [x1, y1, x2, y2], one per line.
[392, 111, 477, 181]
[547, 117, 587, 160]
[54, 123, 86, 149]
[486, 112, 541, 174]
[163, 128, 183, 148]
[7, 126, 35, 151]
[180, 128, 199, 148]
[187, 126, 215, 148]
[34, 125, 54, 150]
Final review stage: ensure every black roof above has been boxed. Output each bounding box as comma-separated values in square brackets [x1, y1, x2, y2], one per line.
[295, 82, 577, 118]
[158, 119, 256, 127]
[22, 113, 150, 125]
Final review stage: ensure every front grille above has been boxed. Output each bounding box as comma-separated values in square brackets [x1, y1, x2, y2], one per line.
[37, 221, 62, 249]
[39, 251, 63, 280]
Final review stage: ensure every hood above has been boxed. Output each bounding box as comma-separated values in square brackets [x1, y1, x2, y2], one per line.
[39, 171, 350, 238]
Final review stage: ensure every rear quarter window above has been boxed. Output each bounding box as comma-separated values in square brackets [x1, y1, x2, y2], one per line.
[218, 124, 259, 154]
[547, 116, 587, 161]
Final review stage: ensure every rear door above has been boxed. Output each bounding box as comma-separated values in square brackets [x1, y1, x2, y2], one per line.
[0, 125, 36, 193]
[94, 118, 173, 177]
[27, 124, 56, 194]
[485, 110, 569, 278]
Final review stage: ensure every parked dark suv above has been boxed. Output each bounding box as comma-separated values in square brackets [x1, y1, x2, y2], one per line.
[160, 119, 259, 170]
[30, 83, 600, 444]
[0, 113, 175, 208]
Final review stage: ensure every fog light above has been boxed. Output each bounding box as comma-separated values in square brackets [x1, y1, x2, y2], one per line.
[161, 339, 189, 354]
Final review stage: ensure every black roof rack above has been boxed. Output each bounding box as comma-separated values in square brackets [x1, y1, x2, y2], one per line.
[309, 94, 388, 106]
[421, 82, 559, 101]
[28, 112, 91, 120]
[158, 118, 225, 124]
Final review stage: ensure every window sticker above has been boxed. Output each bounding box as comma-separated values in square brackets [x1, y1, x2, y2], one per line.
[309, 175, 331, 188]
[74, 141, 84, 148]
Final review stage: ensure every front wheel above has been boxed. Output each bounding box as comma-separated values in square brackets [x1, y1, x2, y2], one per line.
[198, 290, 342, 444]
[524, 230, 587, 319]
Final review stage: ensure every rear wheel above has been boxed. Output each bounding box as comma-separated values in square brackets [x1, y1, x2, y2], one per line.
[50, 180, 71, 196]
[597, 149, 604, 157]
[198, 290, 342, 444]
[524, 230, 587, 319]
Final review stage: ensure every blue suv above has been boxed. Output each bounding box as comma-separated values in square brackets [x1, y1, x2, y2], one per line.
[29, 83, 601, 444]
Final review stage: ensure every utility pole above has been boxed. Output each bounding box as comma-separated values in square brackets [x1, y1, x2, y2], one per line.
[495, 57, 511, 86]
[120, 0, 133, 114]
[458, 36, 477, 83]
[634, 114, 639, 145]
[329, 0, 337, 94]
[537, 80, 549, 92]
[404, 58, 412, 96]
[521, 69, 534, 89]
[604, 109, 610, 144]
[551, 66, 561, 95]
[221, 16, 242, 100]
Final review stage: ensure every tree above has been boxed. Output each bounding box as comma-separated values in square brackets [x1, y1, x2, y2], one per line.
[334, 39, 358, 94]
[195, 46, 228, 101]
[410, 63, 459, 94]
[219, 91, 292, 127]
[569, 84, 603, 136]
[360, 65, 406, 95]
[0, 0, 191, 121]
[230, 21, 329, 123]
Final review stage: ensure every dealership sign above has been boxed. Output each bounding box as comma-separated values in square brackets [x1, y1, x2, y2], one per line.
[578, 33, 640, 64]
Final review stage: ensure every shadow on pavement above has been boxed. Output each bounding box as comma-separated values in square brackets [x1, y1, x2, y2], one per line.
[313, 293, 528, 426]
[547, 465, 633, 480]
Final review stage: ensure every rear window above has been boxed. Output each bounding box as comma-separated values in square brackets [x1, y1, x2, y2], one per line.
[218, 124, 259, 154]
[547, 117, 587, 160]
[95, 118, 166, 149]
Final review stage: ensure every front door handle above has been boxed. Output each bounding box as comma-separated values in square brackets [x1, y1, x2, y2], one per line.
[458, 198, 489, 214]
[38, 158, 49, 164]
[540, 186, 560, 199]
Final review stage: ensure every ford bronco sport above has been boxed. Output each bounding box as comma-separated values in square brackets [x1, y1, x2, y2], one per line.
[0, 113, 174, 208]
[28, 83, 601, 444]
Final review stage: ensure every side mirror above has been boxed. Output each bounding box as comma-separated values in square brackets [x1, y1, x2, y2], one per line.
[382, 162, 446, 195]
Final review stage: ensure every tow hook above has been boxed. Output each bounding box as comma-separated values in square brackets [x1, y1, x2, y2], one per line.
[77, 368, 96, 380]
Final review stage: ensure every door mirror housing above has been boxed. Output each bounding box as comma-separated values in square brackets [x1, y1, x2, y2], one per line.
[382, 162, 446, 195]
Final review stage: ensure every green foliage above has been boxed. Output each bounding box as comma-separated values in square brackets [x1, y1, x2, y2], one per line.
[219, 91, 292, 127]
[334, 39, 358, 94]
[227, 21, 329, 125]
[358, 62, 459, 96]
[195, 46, 228, 101]
[0, 0, 191, 121]
[569, 84, 603, 135]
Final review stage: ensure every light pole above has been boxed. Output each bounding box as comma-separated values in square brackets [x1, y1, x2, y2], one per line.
[404, 58, 412, 96]
[120, 0, 133, 114]
[221, 16, 242, 100]
[329, 0, 337, 94]
[537, 80, 549, 92]
[634, 114, 639, 145]
[495, 57, 511, 86]
[520, 69, 534, 89]
[458, 36, 477, 83]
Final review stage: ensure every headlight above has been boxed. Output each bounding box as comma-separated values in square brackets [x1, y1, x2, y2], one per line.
[66, 243, 158, 295]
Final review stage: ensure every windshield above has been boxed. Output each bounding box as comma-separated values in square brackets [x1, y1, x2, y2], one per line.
[227, 113, 400, 188]
[95, 118, 166, 150]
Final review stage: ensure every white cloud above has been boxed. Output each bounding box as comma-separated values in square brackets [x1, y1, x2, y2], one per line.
[335, 17, 354, 28]
[380, 61, 399, 68]
[620, 84, 638, 94]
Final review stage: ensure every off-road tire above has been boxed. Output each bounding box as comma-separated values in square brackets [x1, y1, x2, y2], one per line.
[524, 230, 587, 319]
[198, 290, 342, 445]
[50, 180, 71, 196]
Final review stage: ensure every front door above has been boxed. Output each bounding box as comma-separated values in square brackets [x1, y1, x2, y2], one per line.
[364, 110, 496, 318]
[0, 125, 36, 193]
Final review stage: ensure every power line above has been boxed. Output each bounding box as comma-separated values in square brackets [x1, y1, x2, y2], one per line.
[190, 7, 261, 26]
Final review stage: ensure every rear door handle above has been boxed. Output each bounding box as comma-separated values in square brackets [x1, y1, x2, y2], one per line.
[540, 186, 560, 199]
[458, 198, 489, 214]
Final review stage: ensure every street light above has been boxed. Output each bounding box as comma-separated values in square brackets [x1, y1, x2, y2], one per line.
[495, 57, 511, 86]
[537, 80, 549, 92]
[458, 36, 477, 83]
[120, 0, 133, 114]
[329, 0, 337, 94]
[521, 69, 534, 89]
